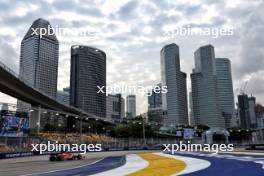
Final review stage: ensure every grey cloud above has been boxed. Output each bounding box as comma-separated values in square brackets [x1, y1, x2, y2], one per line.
[106, 34, 130, 43]
[224, 6, 256, 20]
[77, 7, 103, 17]
[176, 4, 204, 16]
[0, 1, 10, 11]
[151, 1, 173, 11]
[52, 0, 103, 17]
[52, 0, 77, 11]
[105, 23, 120, 32]
[1, 0, 53, 27]
[235, 2, 264, 77]
[152, 1, 204, 17]
[247, 73, 264, 95]
[115, 0, 138, 20]
[0, 35, 15, 42]
[209, 16, 227, 26]
[0, 37, 19, 73]
[202, 0, 226, 7]
[149, 14, 179, 29]
[140, 2, 157, 15]
[185, 16, 227, 28]
[2, 13, 37, 26]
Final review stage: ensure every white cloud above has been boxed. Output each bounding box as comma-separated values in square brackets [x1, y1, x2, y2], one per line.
[101, 0, 131, 16]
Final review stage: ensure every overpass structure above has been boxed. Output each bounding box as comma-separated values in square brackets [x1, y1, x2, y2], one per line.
[0, 61, 110, 131]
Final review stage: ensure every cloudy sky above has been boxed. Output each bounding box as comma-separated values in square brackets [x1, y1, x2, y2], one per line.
[0, 0, 263, 114]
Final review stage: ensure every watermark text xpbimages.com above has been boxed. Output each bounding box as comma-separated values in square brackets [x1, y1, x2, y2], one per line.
[31, 141, 102, 154]
[97, 84, 167, 96]
[163, 141, 234, 154]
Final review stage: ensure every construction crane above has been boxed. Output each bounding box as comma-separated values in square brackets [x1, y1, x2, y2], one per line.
[234, 81, 248, 96]
[240, 81, 248, 95]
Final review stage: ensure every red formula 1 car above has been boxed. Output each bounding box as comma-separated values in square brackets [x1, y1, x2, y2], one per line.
[49, 152, 84, 161]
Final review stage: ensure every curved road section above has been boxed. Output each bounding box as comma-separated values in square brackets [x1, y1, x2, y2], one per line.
[1, 151, 264, 176]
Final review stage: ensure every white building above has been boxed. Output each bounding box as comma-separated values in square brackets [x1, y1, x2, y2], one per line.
[161, 43, 188, 126]
[106, 94, 125, 121]
[215, 58, 235, 128]
[126, 95, 136, 118]
[191, 45, 225, 128]
[248, 96, 257, 128]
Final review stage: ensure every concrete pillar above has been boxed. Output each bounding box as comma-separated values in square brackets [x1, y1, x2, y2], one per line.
[29, 106, 41, 134]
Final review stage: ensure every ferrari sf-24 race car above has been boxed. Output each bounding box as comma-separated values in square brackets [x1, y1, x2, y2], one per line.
[49, 152, 85, 161]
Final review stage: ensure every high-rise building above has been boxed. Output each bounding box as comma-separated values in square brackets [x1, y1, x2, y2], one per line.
[126, 95, 136, 118]
[57, 87, 70, 105]
[121, 96, 125, 119]
[256, 104, 264, 129]
[148, 83, 163, 124]
[215, 58, 235, 128]
[106, 94, 125, 122]
[160, 43, 188, 126]
[17, 18, 59, 112]
[70, 45, 106, 119]
[189, 91, 195, 126]
[191, 45, 224, 128]
[148, 83, 162, 109]
[237, 94, 257, 129]
[238, 94, 251, 129]
[248, 96, 257, 128]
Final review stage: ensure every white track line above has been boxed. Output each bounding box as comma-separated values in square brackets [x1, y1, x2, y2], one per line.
[156, 152, 211, 176]
[90, 154, 149, 176]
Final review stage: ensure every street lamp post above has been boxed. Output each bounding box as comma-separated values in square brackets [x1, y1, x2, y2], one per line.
[80, 97, 85, 140]
[142, 117, 146, 147]
[80, 118, 82, 135]
[88, 126, 91, 134]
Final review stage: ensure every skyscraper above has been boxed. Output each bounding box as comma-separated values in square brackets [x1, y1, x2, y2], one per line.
[215, 58, 235, 128]
[70, 45, 106, 118]
[57, 87, 70, 105]
[17, 18, 59, 112]
[189, 91, 195, 126]
[191, 45, 224, 128]
[126, 95, 136, 118]
[106, 94, 125, 122]
[148, 83, 162, 109]
[238, 94, 251, 129]
[148, 83, 163, 124]
[256, 104, 264, 128]
[248, 96, 257, 128]
[160, 43, 188, 126]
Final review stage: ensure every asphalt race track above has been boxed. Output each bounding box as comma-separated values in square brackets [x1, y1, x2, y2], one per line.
[1, 151, 264, 176]
[39, 156, 125, 176]
[0, 151, 145, 176]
